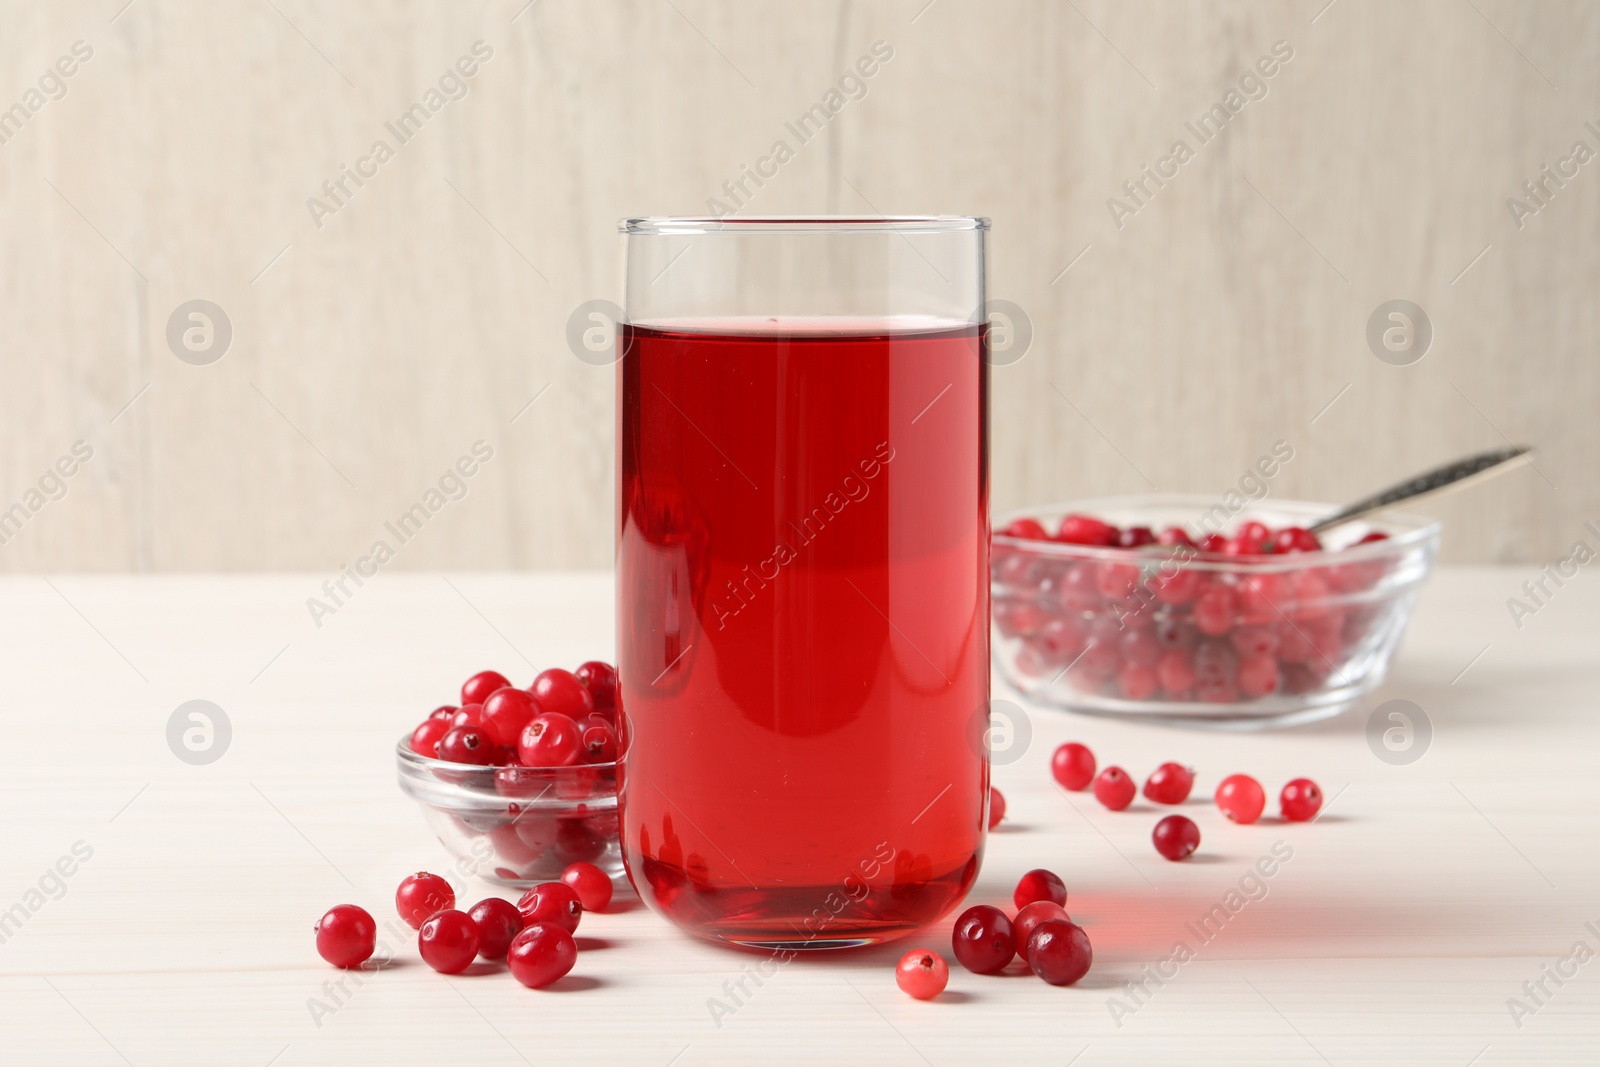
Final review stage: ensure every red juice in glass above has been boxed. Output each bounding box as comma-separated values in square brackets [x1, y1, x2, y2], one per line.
[617, 313, 988, 948]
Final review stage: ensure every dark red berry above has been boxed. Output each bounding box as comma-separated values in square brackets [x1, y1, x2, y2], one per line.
[1013, 901, 1069, 964]
[529, 668, 594, 721]
[315, 904, 376, 969]
[581, 723, 617, 763]
[467, 897, 524, 961]
[1000, 518, 1050, 540]
[1193, 585, 1236, 636]
[1117, 525, 1156, 548]
[1142, 762, 1194, 804]
[451, 703, 486, 730]
[1198, 533, 1228, 554]
[518, 712, 583, 767]
[1280, 778, 1323, 821]
[482, 687, 540, 748]
[1051, 743, 1097, 791]
[418, 909, 479, 974]
[560, 862, 614, 912]
[1027, 920, 1092, 985]
[1056, 513, 1118, 546]
[428, 705, 458, 722]
[1215, 774, 1266, 824]
[1152, 814, 1201, 860]
[410, 718, 449, 757]
[950, 905, 1015, 974]
[1158, 526, 1196, 548]
[573, 660, 618, 711]
[895, 948, 949, 999]
[516, 881, 583, 933]
[1273, 526, 1322, 553]
[507, 922, 577, 988]
[1237, 520, 1270, 547]
[396, 872, 454, 929]
[1093, 767, 1136, 811]
[1357, 531, 1389, 544]
[437, 725, 494, 766]
[461, 670, 511, 707]
[988, 786, 1006, 830]
[1013, 868, 1067, 911]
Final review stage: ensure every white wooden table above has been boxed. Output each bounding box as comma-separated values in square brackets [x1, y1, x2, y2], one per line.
[1, 569, 1595, 1066]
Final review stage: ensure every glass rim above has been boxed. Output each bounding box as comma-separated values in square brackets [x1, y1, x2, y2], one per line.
[620, 215, 990, 235]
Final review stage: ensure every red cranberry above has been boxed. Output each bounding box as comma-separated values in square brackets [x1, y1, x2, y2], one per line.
[1156, 649, 1196, 696]
[437, 725, 494, 766]
[1142, 762, 1194, 804]
[1280, 778, 1323, 821]
[461, 670, 511, 707]
[1051, 743, 1096, 791]
[581, 723, 617, 763]
[1273, 526, 1321, 553]
[466, 897, 524, 961]
[481, 687, 539, 748]
[574, 660, 618, 711]
[410, 718, 450, 757]
[1193, 640, 1238, 683]
[1013, 900, 1070, 964]
[895, 948, 950, 999]
[1056, 513, 1118, 546]
[1093, 767, 1136, 811]
[1237, 520, 1270, 546]
[1119, 628, 1160, 667]
[1236, 654, 1282, 698]
[1056, 563, 1103, 611]
[396, 872, 454, 929]
[1215, 774, 1267, 824]
[1117, 525, 1156, 548]
[1152, 814, 1201, 860]
[529, 668, 594, 721]
[560, 862, 614, 912]
[428, 704, 458, 722]
[1013, 868, 1067, 910]
[418, 909, 479, 974]
[1026, 920, 1092, 985]
[1357, 531, 1389, 545]
[451, 703, 485, 730]
[507, 922, 577, 988]
[1158, 526, 1196, 548]
[314, 904, 376, 969]
[1236, 573, 1290, 625]
[1118, 662, 1159, 700]
[994, 597, 1047, 638]
[1097, 561, 1141, 600]
[1032, 617, 1088, 666]
[1000, 518, 1050, 540]
[1193, 585, 1236, 635]
[1151, 565, 1201, 605]
[1198, 532, 1228, 554]
[518, 712, 583, 767]
[1195, 677, 1240, 703]
[950, 905, 1015, 974]
[516, 881, 583, 933]
[988, 786, 1006, 830]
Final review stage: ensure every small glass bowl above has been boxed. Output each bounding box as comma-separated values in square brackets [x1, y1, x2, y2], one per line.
[992, 494, 1440, 728]
[396, 739, 622, 887]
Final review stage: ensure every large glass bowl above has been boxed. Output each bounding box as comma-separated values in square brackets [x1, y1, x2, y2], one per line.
[992, 495, 1440, 727]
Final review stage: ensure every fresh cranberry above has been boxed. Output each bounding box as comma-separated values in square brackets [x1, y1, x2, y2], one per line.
[1156, 649, 1196, 696]
[418, 909, 479, 974]
[461, 670, 511, 707]
[1236, 573, 1289, 625]
[1193, 584, 1236, 636]
[518, 712, 584, 767]
[1152, 814, 1201, 860]
[1027, 920, 1092, 985]
[1097, 561, 1141, 600]
[1093, 767, 1136, 811]
[1151, 564, 1201, 605]
[1193, 640, 1238, 681]
[994, 597, 1048, 638]
[1222, 535, 1265, 557]
[314, 904, 376, 969]
[410, 718, 450, 757]
[466, 897, 524, 961]
[529, 668, 594, 721]
[437, 725, 494, 766]
[1280, 778, 1324, 821]
[1056, 513, 1118, 546]
[1288, 570, 1332, 616]
[1013, 869, 1067, 910]
[574, 660, 618, 711]
[1051, 743, 1096, 791]
[895, 948, 950, 999]
[428, 704, 458, 722]
[1117, 525, 1156, 548]
[490, 744, 518, 765]
[560, 862, 614, 912]
[1237, 520, 1270, 546]
[1118, 662, 1159, 700]
[506, 922, 577, 988]
[988, 786, 1006, 830]
[1158, 526, 1196, 548]
[950, 905, 1015, 974]
[481, 687, 539, 748]
[1198, 532, 1228, 554]
[451, 703, 486, 730]
[1000, 518, 1050, 540]
[396, 872, 455, 929]
[580, 723, 617, 764]
[1142, 762, 1194, 804]
[515, 881, 583, 933]
[1273, 526, 1321, 553]
[1236, 654, 1282, 698]
[1056, 563, 1103, 611]
[1014, 900, 1070, 964]
[1195, 677, 1240, 703]
[1118, 628, 1160, 667]
[1215, 774, 1267, 824]
[1032, 617, 1088, 666]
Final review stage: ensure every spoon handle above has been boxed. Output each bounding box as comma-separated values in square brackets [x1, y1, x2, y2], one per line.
[1308, 445, 1534, 535]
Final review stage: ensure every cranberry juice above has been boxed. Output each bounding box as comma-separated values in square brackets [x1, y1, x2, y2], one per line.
[617, 319, 988, 948]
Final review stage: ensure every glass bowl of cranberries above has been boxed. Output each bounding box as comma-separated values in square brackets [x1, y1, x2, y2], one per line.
[992, 496, 1440, 727]
[396, 663, 624, 886]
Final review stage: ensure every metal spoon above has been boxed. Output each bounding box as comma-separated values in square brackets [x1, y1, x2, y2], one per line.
[1307, 444, 1535, 535]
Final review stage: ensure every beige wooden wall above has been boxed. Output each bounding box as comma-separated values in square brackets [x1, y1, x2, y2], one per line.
[1, 0, 1595, 572]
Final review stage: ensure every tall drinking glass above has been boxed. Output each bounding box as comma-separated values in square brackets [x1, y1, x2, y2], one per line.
[616, 216, 989, 949]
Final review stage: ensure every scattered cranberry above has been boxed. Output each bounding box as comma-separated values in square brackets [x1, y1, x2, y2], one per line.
[1215, 774, 1267, 824]
[461, 670, 511, 707]
[314, 904, 376, 969]
[507, 922, 577, 988]
[1152, 814, 1201, 860]
[1013, 869, 1067, 911]
[481, 687, 539, 748]
[467, 897, 524, 961]
[519, 712, 584, 768]
[1027, 920, 1093, 985]
[410, 718, 450, 758]
[1014, 900, 1070, 964]
[437, 725, 494, 766]
[1280, 778, 1324, 821]
[529, 668, 594, 721]
[516, 881, 583, 933]
[1001, 518, 1050, 540]
[1051, 742, 1096, 791]
[895, 948, 950, 1000]
[1093, 767, 1136, 811]
[574, 660, 618, 711]
[396, 872, 455, 929]
[1142, 762, 1194, 804]
[988, 786, 1006, 830]
[950, 905, 1015, 974]
[581, 723, 617, 763]
[560, 862, 614, 912]
[1056, 513, 1118, 546]
[418, 909, 480, 974]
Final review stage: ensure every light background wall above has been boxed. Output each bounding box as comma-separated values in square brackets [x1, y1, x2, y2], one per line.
[0, 0, 1595, 572]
